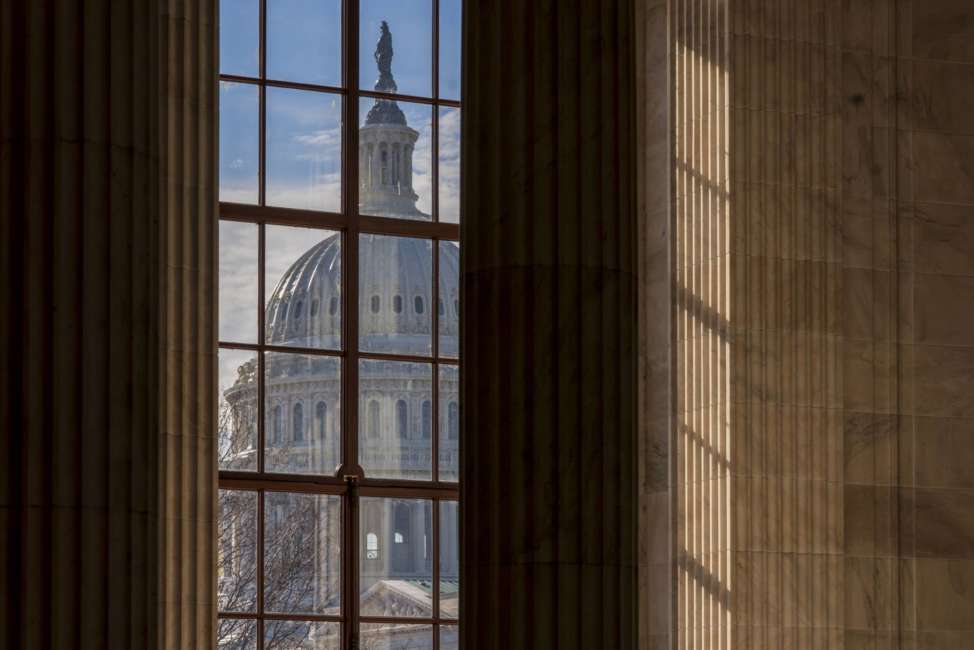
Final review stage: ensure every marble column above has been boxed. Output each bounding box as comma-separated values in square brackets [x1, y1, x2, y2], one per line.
[0, 2, 218, 648]
[461, 1, 638, 648]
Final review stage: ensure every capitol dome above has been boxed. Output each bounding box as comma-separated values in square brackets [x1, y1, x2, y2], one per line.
[265, 234, 459, 356]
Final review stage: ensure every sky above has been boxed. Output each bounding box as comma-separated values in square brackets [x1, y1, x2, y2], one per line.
[217, 0, 462, 396]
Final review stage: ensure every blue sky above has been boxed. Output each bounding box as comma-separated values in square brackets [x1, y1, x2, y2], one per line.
[218, 0, 461, 389]
[219, 0, 460, 95]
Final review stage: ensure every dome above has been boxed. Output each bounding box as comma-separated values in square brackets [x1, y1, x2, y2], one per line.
[266, 233, 459, 355]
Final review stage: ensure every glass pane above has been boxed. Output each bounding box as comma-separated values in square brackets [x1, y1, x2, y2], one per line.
[220, 221, 259, 343]
[359, 98, 433, 219]
[359, 360, 433, 480]
[438, 241, 459, 357]
[218, 617, 258, 650]
[360, 623, 433, 648]
[220, 82, 260, 204]
[265, 620, 341, 649]
[219, 349, 258, 471]
[439, 501, 459, 619]
[438, 364, 459, 482]
[438, 0, 461, 100]
[265, 225, 342, 350]
[359, 235, 432, 355]
[437, 107, 460, 223]
[264, 352, 342, 475]
[440, 625, 459, 649]
[266, 88, 342, 212]
[360, 1, 432, 98]
[359, 498, 434, 617]
[264, 492, 342, 615]
[218, 490, 258, 613]
[267, 0, 342, 87]
[220, 0, 259, 77]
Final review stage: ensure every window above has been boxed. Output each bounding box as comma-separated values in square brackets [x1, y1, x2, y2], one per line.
[218, 1, 461, 647]
[316, 401, 328, 440]
[448, 401, 459, 440]
[272, 405, 283, 443]
[422, 400, 432, 439]
[293, 402, 304, 442]
[368, 399, 380, 439]
[396, 400, 409, 439]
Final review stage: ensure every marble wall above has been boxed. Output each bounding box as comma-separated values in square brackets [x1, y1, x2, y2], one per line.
[642, 1, 974, 648]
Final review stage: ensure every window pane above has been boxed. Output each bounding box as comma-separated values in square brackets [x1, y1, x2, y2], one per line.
[267, 0, 342, 87]
[220, 82, 260, 204]
[359, 498, 434, 617]
[359, 98, 432, 219]
[360, 2, 432, 98]
[220, 349, 259, 471]
[265, 352, 342, 475]
[218, 490, 258, 613]
[265, 225, 342, 351]
[438, 364, 458, 482]
[437, 107, 460, 223]
[359, 360, 432, 480]
[438, 0, 461, 100]
[266, 88, 342, 212]
[218, 617, 258, 650]
[264, 492, 342, 615]
[220, 221, 259, 343]
[440, 625, 459, 650]
[264, 620, 341, 649]
[220, 0, 259, 77]
[439, 501, 458, 619]
[359, 235, 432, 355]
[438, 241, 459, 358]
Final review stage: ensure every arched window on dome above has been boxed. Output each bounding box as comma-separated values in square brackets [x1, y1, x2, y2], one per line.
[370, 295, 380, 313]
[421, 400, 431, 439]
[448, 402, 459, 440]
[396, 400, 408, 439]
[294, 300, 303, 320]
[368, 400, 380, 439]
[393, 295, 403, 313]
[315, 401, 327, 440]
[453, 299, 459, 315]
[329, 296, 339, 316]
[438, 298, 444, 316]
[292, 403, 304, 443]
[392, 502, 412, 572]
[380, 146, 389, 185]
[366, 532, 379, 560]
[272, 405, 283, 443]
[414, 296, 424, 314]
[311, 299, 319, 316]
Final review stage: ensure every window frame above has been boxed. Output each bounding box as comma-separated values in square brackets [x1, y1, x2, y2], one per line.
[217, 0, 461, 647]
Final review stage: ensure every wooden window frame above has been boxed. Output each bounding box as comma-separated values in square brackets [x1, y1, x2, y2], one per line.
[217, 0, 461, 647]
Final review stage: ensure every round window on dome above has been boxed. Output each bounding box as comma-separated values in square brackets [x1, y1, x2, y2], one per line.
[393, 295, 403, 313]
[414, 296, 424, 314]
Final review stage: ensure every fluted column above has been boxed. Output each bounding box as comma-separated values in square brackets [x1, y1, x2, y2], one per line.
[1, 2, 217, 648]
[462, 1, 637, 648]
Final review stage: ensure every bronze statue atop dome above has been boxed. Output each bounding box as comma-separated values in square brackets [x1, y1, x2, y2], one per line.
[366, 21, 407, 126]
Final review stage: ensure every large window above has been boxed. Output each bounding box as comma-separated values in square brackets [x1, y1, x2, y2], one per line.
[217, 1, 461, 647]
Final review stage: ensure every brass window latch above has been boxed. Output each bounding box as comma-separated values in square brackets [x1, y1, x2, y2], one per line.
[343, 473, 360, 484]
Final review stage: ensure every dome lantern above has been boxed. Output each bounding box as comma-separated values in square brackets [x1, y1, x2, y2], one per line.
[360, 22, 427, 219]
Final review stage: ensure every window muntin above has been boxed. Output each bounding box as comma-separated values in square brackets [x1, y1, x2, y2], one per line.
[218, 0, 461, 647]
